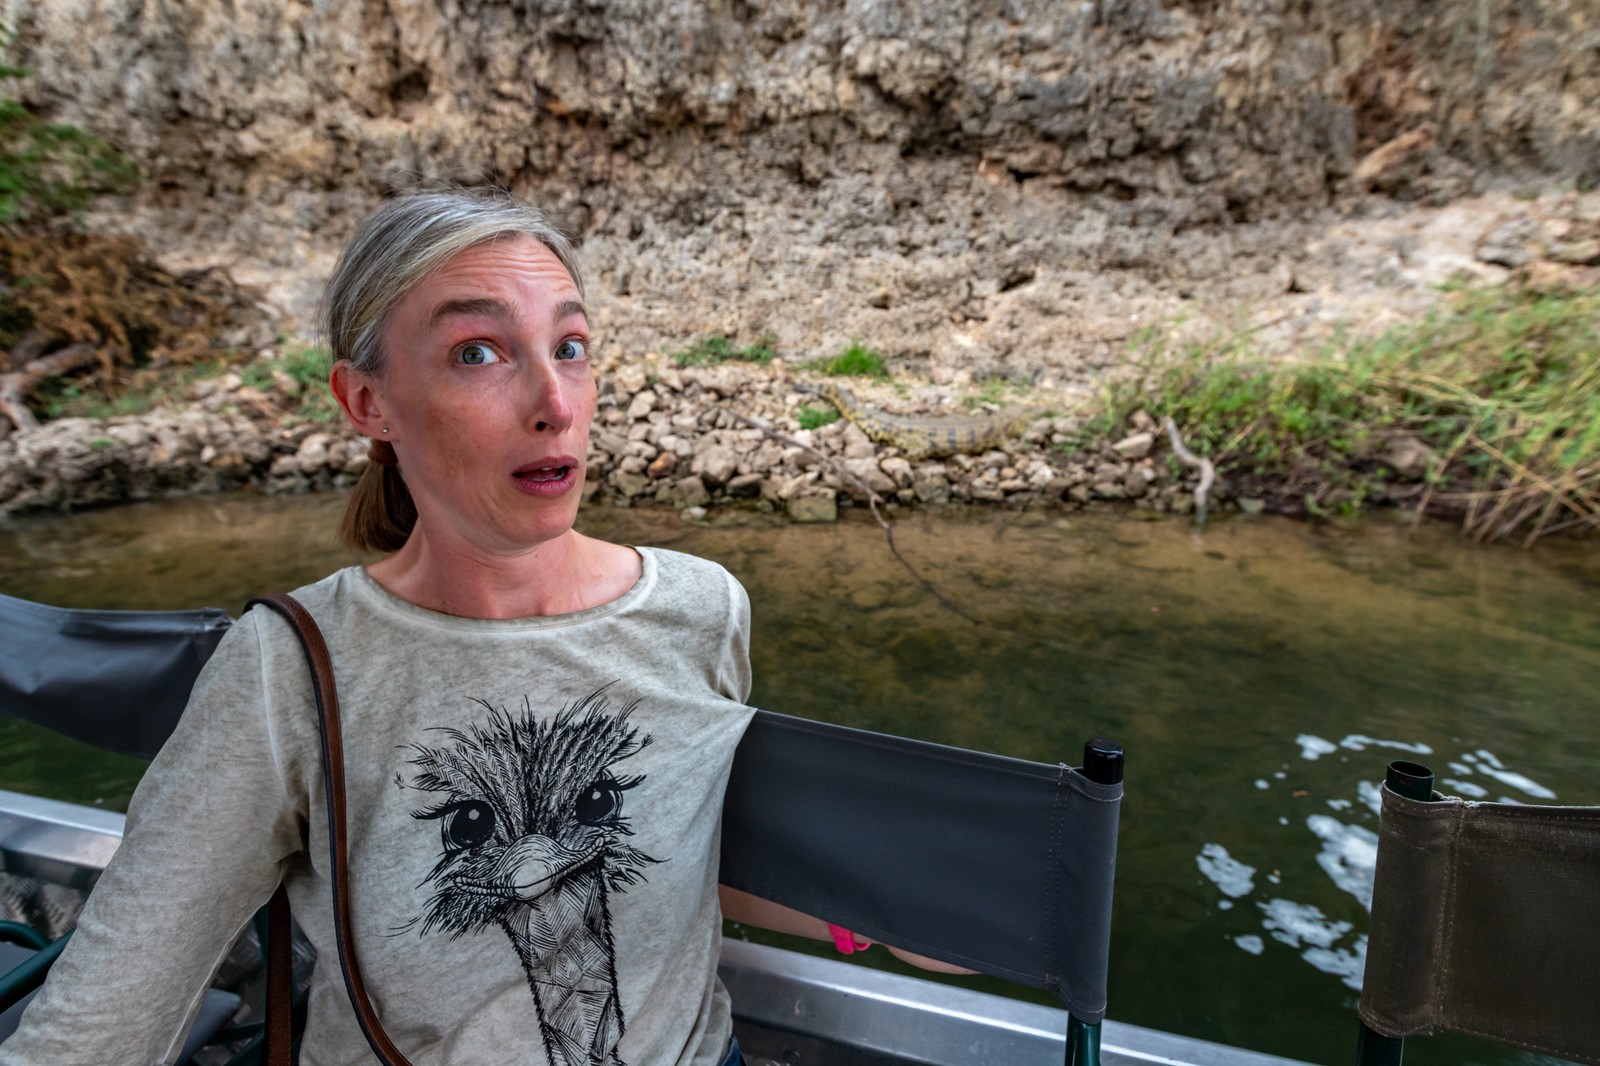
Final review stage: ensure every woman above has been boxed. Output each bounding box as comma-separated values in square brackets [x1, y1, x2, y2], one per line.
[0, 187, 897, 1066]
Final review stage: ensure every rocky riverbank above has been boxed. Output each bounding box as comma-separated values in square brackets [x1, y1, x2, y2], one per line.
[11, 183, 1598, 527]
[0, 355, 1238, 524]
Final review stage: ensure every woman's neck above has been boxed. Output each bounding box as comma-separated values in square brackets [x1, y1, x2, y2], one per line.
[365, 529, 641, 620]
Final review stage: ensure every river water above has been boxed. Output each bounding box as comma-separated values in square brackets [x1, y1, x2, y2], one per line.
[3, 492, 1597, 1065]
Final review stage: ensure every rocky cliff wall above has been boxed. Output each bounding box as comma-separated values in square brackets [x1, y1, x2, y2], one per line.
[3, 0, 1597, 382]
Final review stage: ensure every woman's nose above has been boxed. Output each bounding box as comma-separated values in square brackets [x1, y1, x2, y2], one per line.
[526, 363, 575, 433]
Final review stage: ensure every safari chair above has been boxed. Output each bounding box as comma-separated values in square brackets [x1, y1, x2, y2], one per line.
[0, 592, 230, 760]
[0, 593, 266, 1063]
[720, 709, 1125, 1066]
[1355, 760, 1600, 1066]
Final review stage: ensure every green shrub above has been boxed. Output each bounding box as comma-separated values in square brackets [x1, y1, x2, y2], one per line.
[242, 345, 339, 424]
[0, 53, 136, 224]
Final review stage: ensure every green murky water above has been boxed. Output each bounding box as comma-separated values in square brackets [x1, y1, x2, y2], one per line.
[3, 492, 1598, 1065]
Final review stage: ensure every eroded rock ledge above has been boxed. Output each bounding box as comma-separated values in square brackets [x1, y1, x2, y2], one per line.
[1, 0, 1595, 389]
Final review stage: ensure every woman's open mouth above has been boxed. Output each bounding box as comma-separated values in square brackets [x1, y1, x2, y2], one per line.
[512, 459, 579, 497]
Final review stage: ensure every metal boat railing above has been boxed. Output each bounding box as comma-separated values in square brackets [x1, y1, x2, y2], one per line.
[0, 789, 1309, 1066]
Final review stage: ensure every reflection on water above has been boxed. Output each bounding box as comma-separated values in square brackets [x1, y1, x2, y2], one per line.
[3, 493, 1598, 1065]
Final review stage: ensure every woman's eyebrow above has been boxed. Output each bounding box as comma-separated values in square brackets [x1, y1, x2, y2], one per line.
[429, 296, 519, 327]
[427, 296, 585, 328]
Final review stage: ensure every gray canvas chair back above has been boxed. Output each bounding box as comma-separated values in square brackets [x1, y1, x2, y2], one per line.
[0, 593, 231, 759]
[720, 709, 1123, 1059]
[0, 596, 241, 1059]
[1357, 760, 1600, 1066]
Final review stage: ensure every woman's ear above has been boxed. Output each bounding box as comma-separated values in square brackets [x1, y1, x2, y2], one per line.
[330, 360, 386, 438]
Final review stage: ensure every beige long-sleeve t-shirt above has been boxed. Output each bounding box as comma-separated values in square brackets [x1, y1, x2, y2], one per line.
[1, 547, 755, 1066]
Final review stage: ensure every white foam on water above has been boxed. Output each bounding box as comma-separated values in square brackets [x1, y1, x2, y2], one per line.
[1307, 815, 1379, 910]
[1357, 779, 1384, 815]
[1258, 898, 1352, 949]
[1303, 936, 1368, 991]
[1296, 734, 1339, 761]
[1483, 769, 1555, 800]
[1443, 777, 1488, 798]
[1254, 779, 1270, 790]
[1234, 934, 1265, 956]
[1338, 734, 1433, 756]
[1256, 899, 1366, 989]
[1218, 900, 1234, 910]
[1461, 749, 1557, 799]
[1448, 760, 1473, 776]
[1197, 843, 1257, 899]
[1326, 798, 1352, 811]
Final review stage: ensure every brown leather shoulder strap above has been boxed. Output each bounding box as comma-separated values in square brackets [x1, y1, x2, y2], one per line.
[263, 884, 293, 1065]
[247, 593, 415, 1066]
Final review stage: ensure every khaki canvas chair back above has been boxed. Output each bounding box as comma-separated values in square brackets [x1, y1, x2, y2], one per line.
[1356, 760, 1600, 1066]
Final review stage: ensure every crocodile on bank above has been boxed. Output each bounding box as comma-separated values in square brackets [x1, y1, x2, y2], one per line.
[796, 380, 1044, 461]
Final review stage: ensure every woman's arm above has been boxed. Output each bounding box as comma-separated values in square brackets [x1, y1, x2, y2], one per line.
[717, 886, 977, 974]
[0, 615, 308, 1065]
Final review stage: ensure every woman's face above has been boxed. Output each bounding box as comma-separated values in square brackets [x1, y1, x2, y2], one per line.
[353, 235, 596, 557]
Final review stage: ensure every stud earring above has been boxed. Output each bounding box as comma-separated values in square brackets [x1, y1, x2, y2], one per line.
[381, 427, 391, 434]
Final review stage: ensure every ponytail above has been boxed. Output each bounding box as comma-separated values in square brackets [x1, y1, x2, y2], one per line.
[339, 443, 416, 552]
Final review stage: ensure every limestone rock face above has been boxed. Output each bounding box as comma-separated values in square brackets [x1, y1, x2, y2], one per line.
[1, 0, 1595, 384]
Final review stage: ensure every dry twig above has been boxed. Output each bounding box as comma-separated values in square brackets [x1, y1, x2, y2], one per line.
[1163, 417, 1216, 526]
[733, 412, 979, 625]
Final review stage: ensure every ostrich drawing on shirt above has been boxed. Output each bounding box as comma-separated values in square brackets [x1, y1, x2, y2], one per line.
[400, 688, 659, 1066]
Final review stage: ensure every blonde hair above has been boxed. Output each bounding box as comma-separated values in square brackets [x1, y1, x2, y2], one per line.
[322, 187, 583, 552]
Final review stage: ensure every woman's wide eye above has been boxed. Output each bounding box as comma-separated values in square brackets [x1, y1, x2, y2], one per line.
[575, 777, 622, 826]
[441, 800, 496, 851]
[457, 342, 500, 366]
[554, 339, 587, 362]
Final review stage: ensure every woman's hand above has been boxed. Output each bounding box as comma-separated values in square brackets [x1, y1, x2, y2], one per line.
[879, 945, 979, 974]
[717, 886, 978, 974]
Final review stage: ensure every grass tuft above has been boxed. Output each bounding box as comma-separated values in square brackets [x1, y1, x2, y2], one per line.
[795, 403, 841, 431]
[241, 344, 339, 424]
[812, 340, 890, 380]
[1100, 284, 1600, 541]
[0, 58, 136, 225]
[670, 332, 777, 368]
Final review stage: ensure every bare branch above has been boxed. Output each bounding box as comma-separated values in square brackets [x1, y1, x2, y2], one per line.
[0, 342, 100, 435]
[2, 328, 54, 373]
